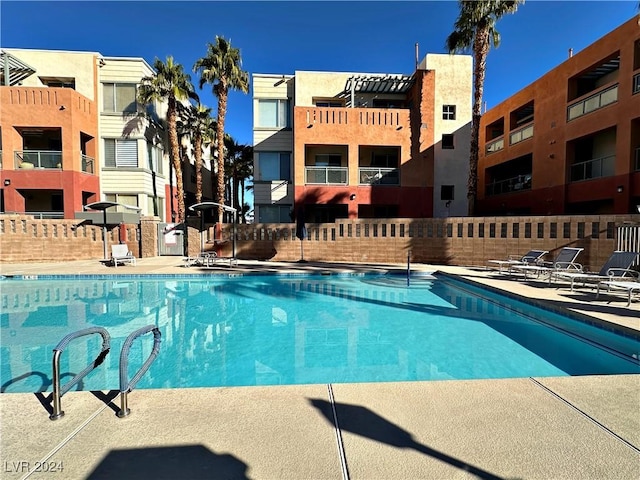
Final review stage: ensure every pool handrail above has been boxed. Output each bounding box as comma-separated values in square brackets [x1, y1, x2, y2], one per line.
[50, 327, 111, 420]
[117, 325, 162, 418]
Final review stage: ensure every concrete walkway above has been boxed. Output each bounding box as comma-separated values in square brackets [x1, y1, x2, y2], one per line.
[1, 258, 639, 480]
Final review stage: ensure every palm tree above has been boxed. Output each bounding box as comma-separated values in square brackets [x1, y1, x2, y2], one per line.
[188, 104, 214, 205]
[446, 0, 523, 216]
[138, 56, 197, 222]
[193, 36, 249, 224]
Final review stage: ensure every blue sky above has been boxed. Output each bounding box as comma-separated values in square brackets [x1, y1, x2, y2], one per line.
[1, 1, 637, 147]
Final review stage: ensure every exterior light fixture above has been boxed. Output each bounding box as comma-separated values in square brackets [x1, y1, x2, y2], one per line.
[350, 194, 356, 201]
[3, 179, 10, 186]
[617, 185, 624, 193]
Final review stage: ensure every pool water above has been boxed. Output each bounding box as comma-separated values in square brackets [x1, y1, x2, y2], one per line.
[1, 274, 638, 393]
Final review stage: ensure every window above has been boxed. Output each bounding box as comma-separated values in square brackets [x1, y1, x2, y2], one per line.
[372, 99, 406, 108]
[103, 83, 137, 113]
[315, 154, 341, 166]
[258, 99, 290, 128]
[371, 152, 398, 168]
[258, 205, 292, 223]
[441, 185, 454, 201]
[258, 152, 290, 181]
[105, 193, 139, 212]
[443, 105, 456, 120]
[315, 99, 344, 107]
[442, 134, 454, 149]
[147, 142, 163, 175]
[104, 139, 138, 168]
[40, 77, 75, 89]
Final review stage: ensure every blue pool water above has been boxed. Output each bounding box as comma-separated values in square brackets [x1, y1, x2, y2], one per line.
[1, 274, 638, 393]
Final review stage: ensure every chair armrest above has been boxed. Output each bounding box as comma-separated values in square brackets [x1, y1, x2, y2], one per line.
[607, 268, 639, 278]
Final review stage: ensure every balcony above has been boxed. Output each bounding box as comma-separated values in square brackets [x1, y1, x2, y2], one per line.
[567, 84, 618, 121]
[570, 155, 615, 182]
[81, 154, 95, 174]
[485, 174, 532, 196]
[509, 123, 534, 146]
[14, 150, 62, 169]
[359, 167, 399, 185]
[305, 166, 348, 185]
[633, 73, 640, 95]
[485, 136, 504, 155]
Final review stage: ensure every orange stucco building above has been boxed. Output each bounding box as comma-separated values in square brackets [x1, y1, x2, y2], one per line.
[0, 51, 100, 218]
[253, 54, 473, 223]
[477, 16, 640, 216]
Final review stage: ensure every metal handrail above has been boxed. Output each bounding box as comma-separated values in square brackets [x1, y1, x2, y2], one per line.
[50, 327, 111, 420]
[117, 325, 162, 418]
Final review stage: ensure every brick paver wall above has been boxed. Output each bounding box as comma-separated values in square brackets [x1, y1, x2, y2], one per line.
[2, 214, 639, 268]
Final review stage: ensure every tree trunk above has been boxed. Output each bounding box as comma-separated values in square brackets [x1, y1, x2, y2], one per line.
[194, 133, 203, 204]
[167, 98, 185, 222]
[216, 87, 228, 224]
[469, 27, 490, 217]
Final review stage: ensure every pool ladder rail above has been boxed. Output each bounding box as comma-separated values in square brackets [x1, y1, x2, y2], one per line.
[49, 325, 161, 421]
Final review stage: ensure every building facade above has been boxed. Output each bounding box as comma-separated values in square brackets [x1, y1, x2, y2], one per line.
[0, 48, 208, 222]
[252, 53, 472, 223]
[477, 16, 640, 216]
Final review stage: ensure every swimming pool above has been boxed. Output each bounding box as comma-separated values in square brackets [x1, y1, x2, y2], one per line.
[1, 273, 638, 393]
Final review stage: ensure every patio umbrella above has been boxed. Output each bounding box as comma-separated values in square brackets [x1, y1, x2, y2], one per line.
[188, 202, 237, 259]
[83, 201, 141, 261]
[295, 207, 307, 262]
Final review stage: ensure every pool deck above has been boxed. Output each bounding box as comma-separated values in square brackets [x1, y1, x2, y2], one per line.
[1, 258, 638, 480]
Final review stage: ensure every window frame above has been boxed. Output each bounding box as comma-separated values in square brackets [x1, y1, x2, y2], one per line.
[102, 82, 138, 114]
[442, 134, 455, 149]
[443, 104, 456, 120]
[257, 98, 290, 128]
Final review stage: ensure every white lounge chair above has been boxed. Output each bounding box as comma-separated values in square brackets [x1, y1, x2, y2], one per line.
[511, 247, 583, 280]
[486, 249, 548, 273]
[596, 279, 640, 306]
[551, 251, 639, 291]
[111, 244, 136, 267]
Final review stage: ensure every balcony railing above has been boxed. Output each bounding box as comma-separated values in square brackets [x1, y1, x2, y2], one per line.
[305, 166, 348, 185]
[633, 73, 640, 95]
[509, 123, 534, 146]
[359, 167, 399, 185]
[635, 147, 640, 172]
[14, 150, 62, 169]
[485, 174, 532, 196]
[570, 155, 615, 182]
[485, 136, 504, 154]
[567, 84, 618, 121]
[25, 211, 65, 219]
[82, 154, 95, 174]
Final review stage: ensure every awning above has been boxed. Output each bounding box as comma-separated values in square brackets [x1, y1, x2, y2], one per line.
[0, 50, 36, 86]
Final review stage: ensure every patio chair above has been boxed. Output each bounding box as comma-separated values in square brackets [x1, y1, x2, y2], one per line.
[486, 249, 548, 273]
[596, 278, 640, 307]
[111, 244, 136, 267]
[511, 247, 584, 280]
[550, 251, 639, 291]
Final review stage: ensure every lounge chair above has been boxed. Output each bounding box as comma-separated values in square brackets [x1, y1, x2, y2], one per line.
[183, 251, 217, 267]
[550, 251, 639, 291]
[111, 244, 136, 267]
[511, 247, 583, 280]
[596, 278, 640, 306]
[486, 249, 548, 273]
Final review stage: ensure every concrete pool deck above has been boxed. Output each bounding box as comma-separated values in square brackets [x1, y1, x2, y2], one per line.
[1, 258, 639, 479]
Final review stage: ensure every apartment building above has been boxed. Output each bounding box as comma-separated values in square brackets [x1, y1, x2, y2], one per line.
[0, 48, 206, 222]
[252, 53, 472, 223]
[477, 16, 640, 216]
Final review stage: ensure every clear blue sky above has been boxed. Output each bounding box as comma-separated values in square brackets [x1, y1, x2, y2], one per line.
[1, 1, 637, 146]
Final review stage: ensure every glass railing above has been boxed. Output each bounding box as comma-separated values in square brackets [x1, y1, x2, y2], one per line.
[25, 211, 65, 219]
[633, 73, 640, 95]
[14, 150, 63, 169]
[81, 154, 95, 174]
[305, 166, 348, 185]
[570, 155, 615, 182]
[509, 123, 534, 145]
[485, 174, 532, 196]
[567, 84, 618, 121]
[358, 167, 399, 185]
[485, 136, 504, 154]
